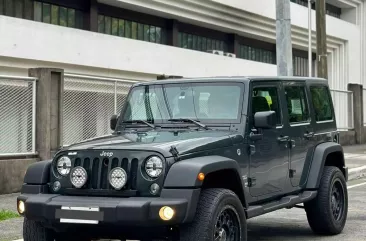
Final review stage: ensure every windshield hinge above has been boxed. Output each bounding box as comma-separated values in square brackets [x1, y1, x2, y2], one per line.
[169, 145, 181, 162]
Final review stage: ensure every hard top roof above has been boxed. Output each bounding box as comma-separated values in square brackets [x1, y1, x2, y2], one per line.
[134, 76, 328, 86]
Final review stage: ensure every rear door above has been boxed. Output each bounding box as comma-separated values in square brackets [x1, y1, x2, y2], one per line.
[283, 81, 316, 187]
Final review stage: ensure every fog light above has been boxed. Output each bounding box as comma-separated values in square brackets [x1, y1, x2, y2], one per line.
[18, 200, 25, 215]
[150, 183, 160, 195]
[53, 181, 61, 192]
[159, 206, 175, 221]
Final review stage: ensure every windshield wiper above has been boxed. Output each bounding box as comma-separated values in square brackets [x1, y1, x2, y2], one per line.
[122, 120, 155, 129]
[168, 118, 208, 130]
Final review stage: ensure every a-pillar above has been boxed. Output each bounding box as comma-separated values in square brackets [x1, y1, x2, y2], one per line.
[29, 68, 64, 160]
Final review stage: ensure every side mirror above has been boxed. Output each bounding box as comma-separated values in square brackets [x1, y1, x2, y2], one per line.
[254, 111, 276, 129]
[110, 115, 118, 130]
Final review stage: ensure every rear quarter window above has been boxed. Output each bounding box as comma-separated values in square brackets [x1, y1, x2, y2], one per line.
[310, 86, 333, 122]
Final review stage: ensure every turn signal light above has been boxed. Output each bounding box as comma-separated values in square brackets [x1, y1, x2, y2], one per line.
[17, 200, 25, 215]
[198, 173, 205, 181]
[159, 206, 175, 221]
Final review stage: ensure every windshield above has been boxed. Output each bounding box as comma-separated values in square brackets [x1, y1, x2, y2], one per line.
[120, 82, 244, 126]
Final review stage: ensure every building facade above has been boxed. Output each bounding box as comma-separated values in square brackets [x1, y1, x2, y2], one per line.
[0, 0, 365, 152]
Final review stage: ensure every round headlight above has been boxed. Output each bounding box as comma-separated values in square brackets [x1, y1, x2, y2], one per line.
[57, 156, 72, 176]
[109, 167, 127, 190]
[70, 166, 88, 188]
[145, 156, 163, 178]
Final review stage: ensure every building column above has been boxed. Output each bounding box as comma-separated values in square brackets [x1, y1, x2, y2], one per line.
[89, 0, 99, 32]
[29, 68, 64, 160]
[348, 83, 364, 144]
[227, 34, 239, 55]
[166, 20, 179, 46]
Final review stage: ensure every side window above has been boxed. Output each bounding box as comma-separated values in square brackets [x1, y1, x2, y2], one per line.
[310, 86, 333, 122]
[284, 86, 310, 123]
[252, 86, 282, 125]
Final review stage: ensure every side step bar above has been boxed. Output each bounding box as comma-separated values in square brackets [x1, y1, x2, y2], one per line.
[246, 191, 317, 219]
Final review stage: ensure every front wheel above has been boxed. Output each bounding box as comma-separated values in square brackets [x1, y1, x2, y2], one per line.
[180, 188, 247, 241]
[23, 218, 54, 241]
[304, 166, 348, 235]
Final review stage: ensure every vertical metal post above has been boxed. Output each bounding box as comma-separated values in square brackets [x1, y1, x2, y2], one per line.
[31, 79, 37, 153]
[308, 0, 312, 77]
[114, 81, 117, 114]
[276, 0, 293, 76]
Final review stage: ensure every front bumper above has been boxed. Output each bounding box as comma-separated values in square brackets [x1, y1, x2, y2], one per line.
[17, 188, 200, 227]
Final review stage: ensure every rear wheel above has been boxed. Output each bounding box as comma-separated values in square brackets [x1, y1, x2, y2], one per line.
[304, 166, 348, 235]
[23, 218, 54, 241]
[179, 188, 247, 241]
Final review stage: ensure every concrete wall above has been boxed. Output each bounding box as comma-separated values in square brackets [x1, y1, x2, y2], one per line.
[0, 16, 277, 78]
[0, 158, 38, 194]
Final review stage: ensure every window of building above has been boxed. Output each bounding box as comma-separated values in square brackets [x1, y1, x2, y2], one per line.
[33, 1, 84, 29]
[310, 86, 333, 122]
[252, 86, 282, 125]
[0, 0, 26, 18]
[326, 4, 341, 18]
[290, 0, 341, 18]
[98, 14, 166, 45]
[178, 32, 226, 52]
[238, 45, 276, 64]
[285, 86, 310, 123]
[293, 56, 309, 77]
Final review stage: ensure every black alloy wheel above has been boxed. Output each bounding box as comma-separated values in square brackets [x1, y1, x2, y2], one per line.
[214, 206, 241, 241]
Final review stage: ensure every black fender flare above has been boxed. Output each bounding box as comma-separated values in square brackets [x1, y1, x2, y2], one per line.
[24, 160, 52, 185]
[305, 142, 345, 189]
[164, 155, 249, 208]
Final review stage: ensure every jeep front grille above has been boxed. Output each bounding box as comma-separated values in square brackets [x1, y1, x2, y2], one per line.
[72, 157, 139, 190]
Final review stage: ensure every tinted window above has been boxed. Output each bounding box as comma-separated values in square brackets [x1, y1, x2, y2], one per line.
[252, 86, 282, 125]
[285, 86, 310, 123]
[310, 86, 333, 121]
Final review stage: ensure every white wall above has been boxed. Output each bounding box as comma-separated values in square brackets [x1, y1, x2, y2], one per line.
[0, 16, 276, 79]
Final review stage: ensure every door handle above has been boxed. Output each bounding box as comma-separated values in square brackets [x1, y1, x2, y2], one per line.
[277, 136, 289, 142]
[304, 132, 315, 139]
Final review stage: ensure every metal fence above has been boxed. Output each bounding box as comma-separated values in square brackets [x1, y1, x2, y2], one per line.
[364, 88, 366, 126]
[62, 74, 138, 146]
[0, 75, 37, 156]
[330, 89, 354, 131]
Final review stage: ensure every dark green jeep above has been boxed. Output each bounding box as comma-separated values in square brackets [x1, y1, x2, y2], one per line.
[18, 77, 348, 241]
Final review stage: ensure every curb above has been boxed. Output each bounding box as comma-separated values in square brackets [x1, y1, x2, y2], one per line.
[348, 165, 366, 181]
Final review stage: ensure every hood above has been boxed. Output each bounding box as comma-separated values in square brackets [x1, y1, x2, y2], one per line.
[60, 129, 244, 157]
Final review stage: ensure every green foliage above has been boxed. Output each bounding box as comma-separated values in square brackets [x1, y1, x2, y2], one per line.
[0, 209, 20, 221]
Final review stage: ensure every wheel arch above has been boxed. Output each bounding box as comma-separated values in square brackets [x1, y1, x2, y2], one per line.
[23, 160, 52, 185]
[163, 156, 249, 208]
[305, 142, 347, 189]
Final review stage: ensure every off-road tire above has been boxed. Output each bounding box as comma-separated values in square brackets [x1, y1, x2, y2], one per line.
[180, 188, 247, 241]
[23, 217, 54, 241]
[304, 166, 348, 235]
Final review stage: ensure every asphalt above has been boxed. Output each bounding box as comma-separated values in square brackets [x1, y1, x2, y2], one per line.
[0, 144, 365, 241]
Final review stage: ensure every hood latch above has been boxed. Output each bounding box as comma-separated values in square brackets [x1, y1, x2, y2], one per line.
[169, 145, 181, 162]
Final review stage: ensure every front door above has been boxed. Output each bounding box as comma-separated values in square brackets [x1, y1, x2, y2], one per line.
[249, 82, 290, 197]
[283, 81, 316, 187]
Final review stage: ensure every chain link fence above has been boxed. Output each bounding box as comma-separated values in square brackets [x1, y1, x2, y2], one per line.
[0, 75, 37, 156]
[330, 89, 354, 131]
[62, 74, 138, 146]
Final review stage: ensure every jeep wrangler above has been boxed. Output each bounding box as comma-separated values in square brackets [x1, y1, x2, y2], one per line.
[18, 76, 348, 241]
